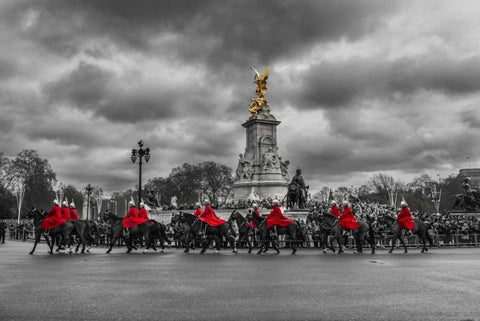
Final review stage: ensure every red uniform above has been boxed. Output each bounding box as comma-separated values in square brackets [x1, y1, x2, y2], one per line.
[194, 208, 202, 217]
[246, 209, 261, 228]
[330, 205, 341, 218]
[122, 207, 149, 228]
[61, 206, 71, 221]
[69, 208, 79, 221]
[397, 207, 415, 230]
[199, 205, 226, 227]
[267, 205, 294, 228]
[40, 205, 67, 230]
[339, 206, 360, 230]
[138, 207, 150, 220]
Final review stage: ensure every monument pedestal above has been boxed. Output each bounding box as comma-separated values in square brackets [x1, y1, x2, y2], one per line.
[233, 110, 289, 202]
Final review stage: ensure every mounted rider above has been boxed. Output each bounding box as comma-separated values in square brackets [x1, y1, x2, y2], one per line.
[290, 167, 309, 208]
[69, 201, 79, 221]
[329, 200, 341, 218]
[122, 197, 149, 229]
[60, 198, 71, 221]
[266, 199, 294, 229]
[397, 198, 415, 231]
[40, 199, 67, 233]
[138, 200, 150, 221]
[193, 202, 202, 217]
[246, 203, 261, 228]
[339, 201, 360, 231]
[198, 199, 226, 227]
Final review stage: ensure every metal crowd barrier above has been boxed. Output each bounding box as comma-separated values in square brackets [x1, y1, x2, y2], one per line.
[262, 232, 480, 249]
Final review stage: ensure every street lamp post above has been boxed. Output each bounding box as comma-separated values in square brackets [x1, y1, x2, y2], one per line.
[85, 184, 93, 220]
[131, 140, 150, 209]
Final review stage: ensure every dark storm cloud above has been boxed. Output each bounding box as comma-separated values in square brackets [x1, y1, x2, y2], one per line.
[5, 0, 397, 67]
[43, 61, 207, 123]
[299, 54, 480, 109]
[45, 61, 114, 109]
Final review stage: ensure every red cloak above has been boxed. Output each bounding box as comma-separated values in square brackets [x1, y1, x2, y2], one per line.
[61, 206, 71, 221]
[246, 220, 257, 229]
[330, 205, 341, 218]
[194, 208, 202, 217]
[267, 206, 294, 228]
[199, 205, 226, 227]
[40, 205, 67, 230]
[138, 207, 150, 220]
[122, 207, 149, 228]
[397, 207, 415, 230]
[339, 206, 360, 230]
[69, 208, 79, 221]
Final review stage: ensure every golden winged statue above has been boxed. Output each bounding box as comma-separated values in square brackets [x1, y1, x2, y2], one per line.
[249, 66, 270, 115]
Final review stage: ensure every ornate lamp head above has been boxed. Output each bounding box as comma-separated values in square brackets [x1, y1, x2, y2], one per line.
[131, 149, 138, 163]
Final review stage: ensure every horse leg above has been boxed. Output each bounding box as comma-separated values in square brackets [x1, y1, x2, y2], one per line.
[337, 235, 343, 254]
[29, 230, 42, 255]
[418, 231, 427, 253]
[256, 232, 265, 255]
[200, 235, 208, 254]
[183, 231, 191, 253]
[214, 235, 221, 254]
[388, 233, 400, 253]
[271, 236, 280, 255]
[106, 233, 119, 254]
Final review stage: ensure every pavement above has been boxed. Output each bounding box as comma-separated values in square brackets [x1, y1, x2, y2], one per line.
[1, 240, 480, 321]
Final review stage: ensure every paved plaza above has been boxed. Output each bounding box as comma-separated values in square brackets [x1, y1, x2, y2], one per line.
[1, 241, 479, 321]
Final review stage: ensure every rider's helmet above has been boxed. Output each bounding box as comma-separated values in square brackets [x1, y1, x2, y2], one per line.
[464, 177, 471, 182]
[252, 203, 258, 209]
[203, 199, 210, 205]
[331, 200, 337, 206]
[273, 198, 280, 206]
[296, 167, 301, 175]
[53, 199, 59, 205]
[195, 202, 201, 208]
[128, 197, 135, 207]
[69, 201, 75, 208]
[140, 200, 145, 208]
[343, 201, 349, 207]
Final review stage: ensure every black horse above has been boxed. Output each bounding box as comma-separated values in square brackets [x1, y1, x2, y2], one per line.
[381, 215, 433, 254]
[27, 209, 87, 255]
[255, 216, 304, 255]
[72, 220, 98, 253]
[103, 211, 157, 254]
[227, 210, 254, 254]
[170, 213, 197, 250]
[180, 212, 232, 254]
[317, 213, 375, 254]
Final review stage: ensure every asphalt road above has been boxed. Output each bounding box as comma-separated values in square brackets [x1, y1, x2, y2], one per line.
[1, 241, 479, 321]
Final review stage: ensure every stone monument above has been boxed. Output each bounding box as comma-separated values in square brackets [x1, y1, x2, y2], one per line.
[232, 66, 289, 202]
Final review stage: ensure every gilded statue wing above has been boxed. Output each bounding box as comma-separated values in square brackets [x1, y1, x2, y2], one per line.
[261, 66, 270, 80]
[250, 66, 260, 80]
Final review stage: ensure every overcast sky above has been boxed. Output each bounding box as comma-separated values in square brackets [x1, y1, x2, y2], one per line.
[1, 0, 480, 195]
